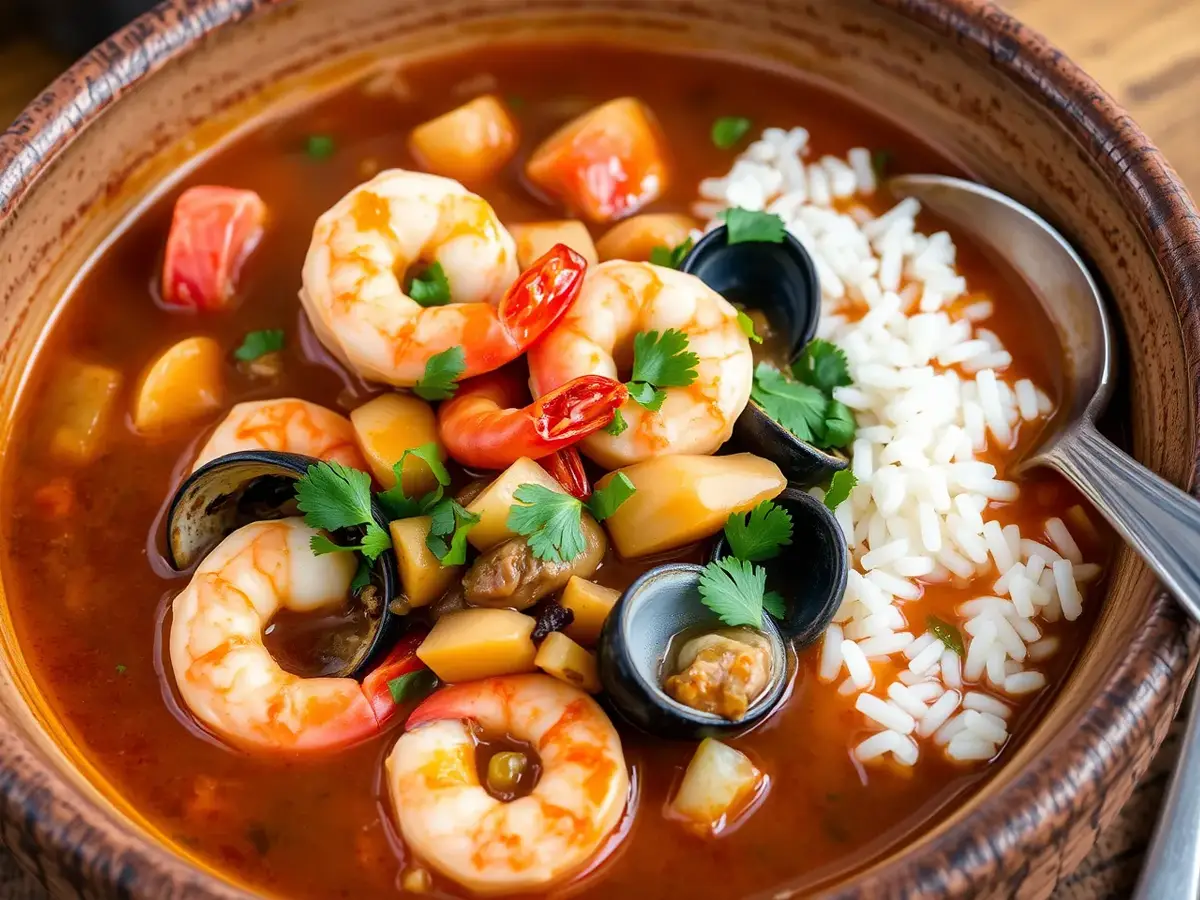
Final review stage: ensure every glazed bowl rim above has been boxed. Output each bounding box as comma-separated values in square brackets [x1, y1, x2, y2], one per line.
[0, 1, 1197, 898]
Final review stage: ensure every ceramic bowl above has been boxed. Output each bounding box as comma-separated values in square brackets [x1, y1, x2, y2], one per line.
[0, 2, 1197, 898]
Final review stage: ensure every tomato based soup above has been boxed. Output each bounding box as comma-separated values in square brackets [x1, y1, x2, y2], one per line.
[0, 42, 1108, 899]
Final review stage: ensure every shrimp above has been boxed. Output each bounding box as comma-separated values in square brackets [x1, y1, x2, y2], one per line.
[162, 186, 266, 311]
[300, 169, 587, 386]
[169, 517, 426, 752]
[191, 398, 366, 472]
[528, 260, 753, 469]
[386, 674, 629, 896]
[436, 367, 626, 471]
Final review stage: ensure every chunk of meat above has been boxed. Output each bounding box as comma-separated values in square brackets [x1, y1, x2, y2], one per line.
[462, 516, 606, 610]
[664, 628, 772, 721]
[162, 186, 267, 310]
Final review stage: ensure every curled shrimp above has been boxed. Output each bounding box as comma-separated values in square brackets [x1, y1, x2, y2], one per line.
[191, 398, 366, 472]
[436, 367, 626, 471]
[301, 169, 586, 386]
[386, 674, 629, 895]
[169, 517, 425, 752]
[528, 260, 753, 469]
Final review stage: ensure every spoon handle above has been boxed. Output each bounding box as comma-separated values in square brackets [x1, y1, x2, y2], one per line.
[1050, 424, 1200, 622]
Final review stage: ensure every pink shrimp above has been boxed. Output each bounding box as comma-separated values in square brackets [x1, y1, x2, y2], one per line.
[191, 398, 366, 473]
[162, 186, 266, 311]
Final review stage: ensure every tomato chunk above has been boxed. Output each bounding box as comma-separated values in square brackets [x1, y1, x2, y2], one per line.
[526, 98, 669, 222]
[161, 186, 267, 311]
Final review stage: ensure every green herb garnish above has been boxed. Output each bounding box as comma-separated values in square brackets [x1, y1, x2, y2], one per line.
[823, 470, 858, 511]
[409, 262, 452, 307]
[752, 364, 828, 444]
[413, 346, 466, 401]
[763, 590, 786, 619]
[736, 309, 762, 344]
[234, 329, 284, 362]
[350, 558, 372, 592]
[507, 477, 636, 563]
[648, 236, 694, 270]
[604, 408, 628, 436]
[724, 500, 793, 562]
[376, 442, 451, 520]
[698, 557, 775, 628]
[712, 116, 752, 150]
[295, 461, 391, 561]
[115, 664, 127, 675]
[388, 669, 439, 705]
[586, 473, 636, 521]
[927, 615, 965, 657]
[625, 328, 699, 411]
[306, 134, 335, 160]
[719, 207, 786, 245]
[425, 499, 479, 566]
[871, 149, 893, 181]
[822, 400, 856, 448]
[793, 338, 851, 393]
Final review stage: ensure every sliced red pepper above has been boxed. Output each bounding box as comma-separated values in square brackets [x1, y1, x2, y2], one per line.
[498, 242, 587, 349]
[540, 447, 591, 500]
[161, 186, 267, 311]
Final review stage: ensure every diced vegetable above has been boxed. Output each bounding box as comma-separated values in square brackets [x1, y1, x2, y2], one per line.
[408, 95, 519, 183]
[416, 608, 538, 683]
[525, 97, 668, 222]
[132, 337, 224, 433]
[44, 361, 122, 464]
[464, 457, 567, 551]
[597, 454, 785, 558]
[349, 394, 444, 494]
[668, 738, 762, 836]
[162, 186, 266, 311]
[509, 220, 598, 269]
[390, 516, 461, 607]
[561, 576, 620, 645]
[596, 213, 697, 262]
[534, 632, 601, 693]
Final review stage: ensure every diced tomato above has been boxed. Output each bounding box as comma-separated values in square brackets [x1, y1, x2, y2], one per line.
[525, 98, 669, 222]
[161, 186, 267, 311]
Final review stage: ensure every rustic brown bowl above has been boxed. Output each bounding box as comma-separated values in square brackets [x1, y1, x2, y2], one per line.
[0, 1, 1197, 898]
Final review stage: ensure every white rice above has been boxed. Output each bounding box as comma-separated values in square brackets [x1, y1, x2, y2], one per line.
[696, 127, 1102, 770]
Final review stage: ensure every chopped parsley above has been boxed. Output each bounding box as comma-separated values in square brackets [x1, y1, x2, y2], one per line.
[408, 262, 452, 307]
[793, 339, 851, 393]
[295, 461, 391, 562]
[604, 408, 628, 437]
[585, 473, 636, 521]
[823, 470, 858, 511]
[823, 400, 856, 448]
[648, 236, 694, 270]
[507, 477, 636, 563]
[698, 557, 777, 629]
[724, 500, 793, 562]
[425, 499, 479, 566]
[388, 668, 438, 705]
[413, 346, 466, 401]
[752, 338, 857, 451]
[711, 116, 752, 150]
[736, 309, 762, 344]
[305, 134, 335, 160]
[115, 664, 127, 675]
[234, 329, 284, 362]
[376, 442, 450, 520]
[625, 328, 699, 411]
[927, 615, 965, 657]
[719, 207, 786, 245]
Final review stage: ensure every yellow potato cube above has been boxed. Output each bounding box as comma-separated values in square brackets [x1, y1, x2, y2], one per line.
[561, 576, 620, 645]
[350, 393, 444, 495]
[416, 608, 538, 683]
[597, 453, 785, 558]
[464, 457, 567, 551]
[408, 95, 518, 183]
[534, 632, 601, 693]
[596, 213, 698, 262]
[45, 361, 122, 465]
[668, 738, 761, 836]
[509, 220, 599, 269]
[133, 336, 224, 433]
[390, 516, 461, 608]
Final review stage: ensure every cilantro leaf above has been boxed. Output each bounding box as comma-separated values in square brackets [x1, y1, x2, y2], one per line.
[630, 329, 700, 388]
[309, 534, 359, 555]
[585, 473, 636, 521]
[822, 399, 856, 449]
[604, 408, 628, 436]
[350, 558, 372, 592]
[736, 309, 762, 344]
[115, 664, 127, 675]
[306, 134, 335, 160]
[425, 499, 479, 566]
[388, 669, 438, 705]
[794, 339, 852, 392]
[626, 381, 665, 412]
[698, 557, 771, 628]
[719, 207, 786, 245]
[413, 347, 466, 401]
[507, 484, 585, 563]
[359, 523, 392, 561]
[648, 236, 694, 270]
[724, 500, 793, 562]
[712, 116, 752, 150]
[376, 443, 451, 520]
[234, 329, 284, 361]
[295, 462, 376, 532]
[823, 470, 858, 510]
[409, 262, 452, 307]
[927, 615, 964, 657]
[763, 590, 786, 619]
[751, 364, 828, 443]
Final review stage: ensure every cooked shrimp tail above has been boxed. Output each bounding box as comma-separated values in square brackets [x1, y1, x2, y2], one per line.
[497, 243, 588, 348]
[437, 367, 626, 470]
[541, 447, 590, 499]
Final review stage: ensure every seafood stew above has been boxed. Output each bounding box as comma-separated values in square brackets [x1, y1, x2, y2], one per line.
[2, 41, 1111, 899]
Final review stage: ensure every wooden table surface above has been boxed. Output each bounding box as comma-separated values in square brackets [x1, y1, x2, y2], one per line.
[1, 3, 1198, 898]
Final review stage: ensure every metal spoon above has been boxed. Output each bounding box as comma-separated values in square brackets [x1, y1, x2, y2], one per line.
[888, 174, 1200, 895]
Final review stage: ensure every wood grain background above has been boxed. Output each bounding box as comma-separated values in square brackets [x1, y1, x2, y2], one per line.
[0, 1, 1196, 897]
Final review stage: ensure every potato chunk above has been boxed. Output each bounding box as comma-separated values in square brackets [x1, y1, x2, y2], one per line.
[390, 516, 461, 608]
[44, 361, 122, 465]
[668, 738, 762, 836]
[416, 608, 538, 683]
[526, 98, 668, 222]
[350, 394, 444, 495]
[534, 632, 600, 693]
[509, 220, 599, 269]
[133, 336, 224, 432]
[561, 577, 620, 645]
[408, 95, 518, 183]
[596, 213, 697, 262]
[597, 454, 785, 558]
[464, 457, 567, 551]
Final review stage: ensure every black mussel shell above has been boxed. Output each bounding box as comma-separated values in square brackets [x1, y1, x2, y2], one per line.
[596, 563, 789, 740]
[164, 449, 401, 679]
[711, 487, 848, 645]
[732, 406, 849, 488]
